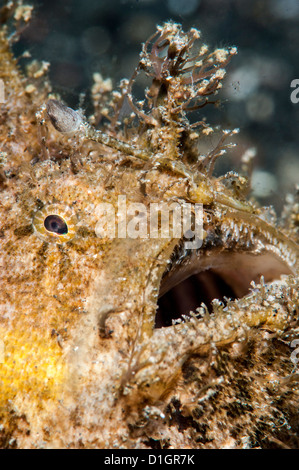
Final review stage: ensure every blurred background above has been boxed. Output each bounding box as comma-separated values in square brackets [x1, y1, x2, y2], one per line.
[7, 0, 299, 212]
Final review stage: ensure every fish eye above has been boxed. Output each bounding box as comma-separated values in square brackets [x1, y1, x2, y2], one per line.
[44, 215, 68, 235]
[33, 204, 76, 243]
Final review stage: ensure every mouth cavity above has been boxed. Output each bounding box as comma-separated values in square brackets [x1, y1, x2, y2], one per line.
[155, 250, 294, 328]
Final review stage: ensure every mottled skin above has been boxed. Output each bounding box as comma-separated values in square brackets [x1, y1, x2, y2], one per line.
[0, 16, 298, 448]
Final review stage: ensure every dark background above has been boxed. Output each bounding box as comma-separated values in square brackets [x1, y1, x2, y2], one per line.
[6, 0, 299, 211]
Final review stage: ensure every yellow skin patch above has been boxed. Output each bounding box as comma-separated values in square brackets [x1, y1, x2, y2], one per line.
[0, 328, 65, 405]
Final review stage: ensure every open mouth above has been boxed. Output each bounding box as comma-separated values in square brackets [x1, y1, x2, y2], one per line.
[155, 247, 294, 328]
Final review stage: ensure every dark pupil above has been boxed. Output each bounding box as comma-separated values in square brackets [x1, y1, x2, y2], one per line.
[44, 215, 68, 235]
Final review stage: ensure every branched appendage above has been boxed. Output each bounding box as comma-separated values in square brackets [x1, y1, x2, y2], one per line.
[121, 22, 237, 160]
[0, 1, 33, 43]
[90, 73, 113, 127]
[200, 128, 239, 176]
[90, 22, 238, 169]
[46, 23, 246, 209]
[138, 22, 237, 115]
